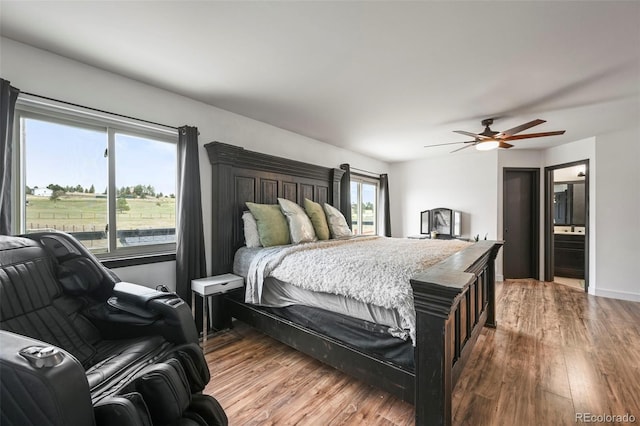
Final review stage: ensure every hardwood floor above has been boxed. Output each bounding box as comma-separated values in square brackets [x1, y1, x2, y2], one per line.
[554, 276, 585, 290]
[203, 280, 640, 425]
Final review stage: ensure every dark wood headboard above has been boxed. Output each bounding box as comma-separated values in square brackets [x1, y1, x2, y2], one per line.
[205, 142, 345, 275]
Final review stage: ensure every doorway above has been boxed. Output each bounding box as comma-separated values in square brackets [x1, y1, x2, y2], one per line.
[503, 168, 540, 279]
[544, 160, 589, 291]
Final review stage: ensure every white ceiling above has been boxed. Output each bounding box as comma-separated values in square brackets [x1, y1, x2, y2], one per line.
[1, 1, 639, 163]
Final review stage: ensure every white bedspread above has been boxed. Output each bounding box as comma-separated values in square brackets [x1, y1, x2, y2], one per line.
[245, 236, 471, 344]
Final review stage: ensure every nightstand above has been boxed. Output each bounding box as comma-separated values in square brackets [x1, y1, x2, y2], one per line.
[191, 273, 243, 351]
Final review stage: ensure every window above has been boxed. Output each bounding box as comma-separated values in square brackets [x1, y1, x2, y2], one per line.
[15, 98, 177, 259]
[350, 177, 378, 235]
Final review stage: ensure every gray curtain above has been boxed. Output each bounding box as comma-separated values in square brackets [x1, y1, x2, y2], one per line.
[339, 163, 352, 228]
[176, 126, 206, 308]
[379, 173, 391, 237]
[1, 79, 20, 236]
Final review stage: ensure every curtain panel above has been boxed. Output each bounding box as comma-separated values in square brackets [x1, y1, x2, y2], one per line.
[0, 78, 20, 236]
[175, 126, 207, 312]
[339, 163, 352, 228]
[379, 173, 392, 237]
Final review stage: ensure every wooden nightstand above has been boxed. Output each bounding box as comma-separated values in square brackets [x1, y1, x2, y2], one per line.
[191, 273, 243, 351]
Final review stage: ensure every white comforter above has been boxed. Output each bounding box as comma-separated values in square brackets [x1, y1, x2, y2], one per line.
[245, 236, 471, 344]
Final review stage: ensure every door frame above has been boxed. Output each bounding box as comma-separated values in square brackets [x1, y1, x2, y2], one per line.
[544, 159, 589, 291]
[502, 167, 540, 280]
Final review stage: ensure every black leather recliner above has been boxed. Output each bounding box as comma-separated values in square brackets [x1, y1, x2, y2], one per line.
[0, 232, 228, 426]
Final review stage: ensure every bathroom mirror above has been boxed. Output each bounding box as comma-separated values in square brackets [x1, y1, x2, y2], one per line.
[554, 181, 585, 226]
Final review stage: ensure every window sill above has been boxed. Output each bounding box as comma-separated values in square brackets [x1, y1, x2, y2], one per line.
[101, 252, 176, 269]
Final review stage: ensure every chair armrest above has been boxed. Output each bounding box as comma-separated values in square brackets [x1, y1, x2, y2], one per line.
[0, 330, 95, 426]
[108, 282, 198, 345]
[113, 282, 177, 307]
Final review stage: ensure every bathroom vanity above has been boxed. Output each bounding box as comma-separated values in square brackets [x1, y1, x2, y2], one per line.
[554, 228, 585, 278]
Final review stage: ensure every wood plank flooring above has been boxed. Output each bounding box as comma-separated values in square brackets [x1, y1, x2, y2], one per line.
[203, 280, 640, 425]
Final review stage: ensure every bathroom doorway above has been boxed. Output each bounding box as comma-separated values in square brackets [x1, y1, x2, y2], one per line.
[544, 160, 589, 291]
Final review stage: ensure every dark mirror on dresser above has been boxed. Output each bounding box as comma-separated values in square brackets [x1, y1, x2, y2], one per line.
[420, 210, 430, 234]
[419, 208, 461, 238]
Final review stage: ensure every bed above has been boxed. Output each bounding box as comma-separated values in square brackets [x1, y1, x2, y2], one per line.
[205, 141, 502, 426]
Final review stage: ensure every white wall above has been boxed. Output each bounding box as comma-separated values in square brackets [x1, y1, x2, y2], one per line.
[389, 150, 499, 241]
[1, 37, 388, 289]
[593, 126, 640, 301]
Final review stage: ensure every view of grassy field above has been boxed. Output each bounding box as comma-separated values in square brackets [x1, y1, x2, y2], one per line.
[351, 206, 376, 235]
[26, 194, 176, 233]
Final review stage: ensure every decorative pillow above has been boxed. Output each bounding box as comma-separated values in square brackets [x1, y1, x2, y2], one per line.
[277, 198, 317, 244]
[242, 211, 261, 248]
[303, 198, 330, 240]
[323, 203, 353, 238]
[245, 202, 291, 247]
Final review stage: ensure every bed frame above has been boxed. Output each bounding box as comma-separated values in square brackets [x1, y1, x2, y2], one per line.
[205, 142, 502, 426]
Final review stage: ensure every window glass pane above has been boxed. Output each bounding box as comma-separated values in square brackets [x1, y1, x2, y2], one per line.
[115, 133, 176, 248]
[362, 183, 377, 235]
[23, 118, 108, 252]
[350, 181, 359, 234]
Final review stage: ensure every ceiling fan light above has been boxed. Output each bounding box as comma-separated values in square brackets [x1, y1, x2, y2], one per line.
[475, 140, 499, 151]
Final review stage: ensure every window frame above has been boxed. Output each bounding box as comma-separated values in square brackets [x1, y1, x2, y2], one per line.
[13, 96, 178, 262]
[350, 174, 380, 236]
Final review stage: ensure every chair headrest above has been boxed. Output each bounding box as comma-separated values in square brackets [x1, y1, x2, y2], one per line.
[0, 236, 49, 267]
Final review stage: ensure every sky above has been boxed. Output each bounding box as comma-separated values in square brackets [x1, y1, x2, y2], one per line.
[351, 181, 377, 207]
[24, 118, 176, 196]
[362, 183, 376, 206]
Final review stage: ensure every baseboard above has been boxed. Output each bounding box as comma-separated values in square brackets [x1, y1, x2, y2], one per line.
[594, 288, 640, 302]
[496, 274, 504, 282]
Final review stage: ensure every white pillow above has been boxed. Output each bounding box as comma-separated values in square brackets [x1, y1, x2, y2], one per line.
[277, 198, 317, 244]
[242, 211, 262, 248]
[323, 203, 352, 238]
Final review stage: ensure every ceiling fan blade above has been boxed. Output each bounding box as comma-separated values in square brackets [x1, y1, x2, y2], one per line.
[451, 143, 476, 153]
[424, 141, 474, 148]
[453, 130, 491, 140]
[503, 130, 566, 141]
[498, 142, 514, 149]
[496, 119, 546, 138]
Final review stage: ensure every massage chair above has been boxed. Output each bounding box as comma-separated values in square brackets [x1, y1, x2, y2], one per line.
[0, 231, 228, 426]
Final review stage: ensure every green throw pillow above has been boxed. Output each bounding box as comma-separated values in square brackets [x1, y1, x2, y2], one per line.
[303, 198, 330, 240]
[246, 202, 291, 247]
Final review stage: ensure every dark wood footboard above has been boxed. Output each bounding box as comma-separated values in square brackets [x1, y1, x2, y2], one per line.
[411, 240, 502, 425]
[224, 240, 501, 426]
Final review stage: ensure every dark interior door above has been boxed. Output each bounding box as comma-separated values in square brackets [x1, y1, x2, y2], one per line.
[504, 169, 539, 279]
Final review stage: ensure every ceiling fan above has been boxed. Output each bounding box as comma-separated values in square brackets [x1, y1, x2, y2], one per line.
[425, 118, 566, 153]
